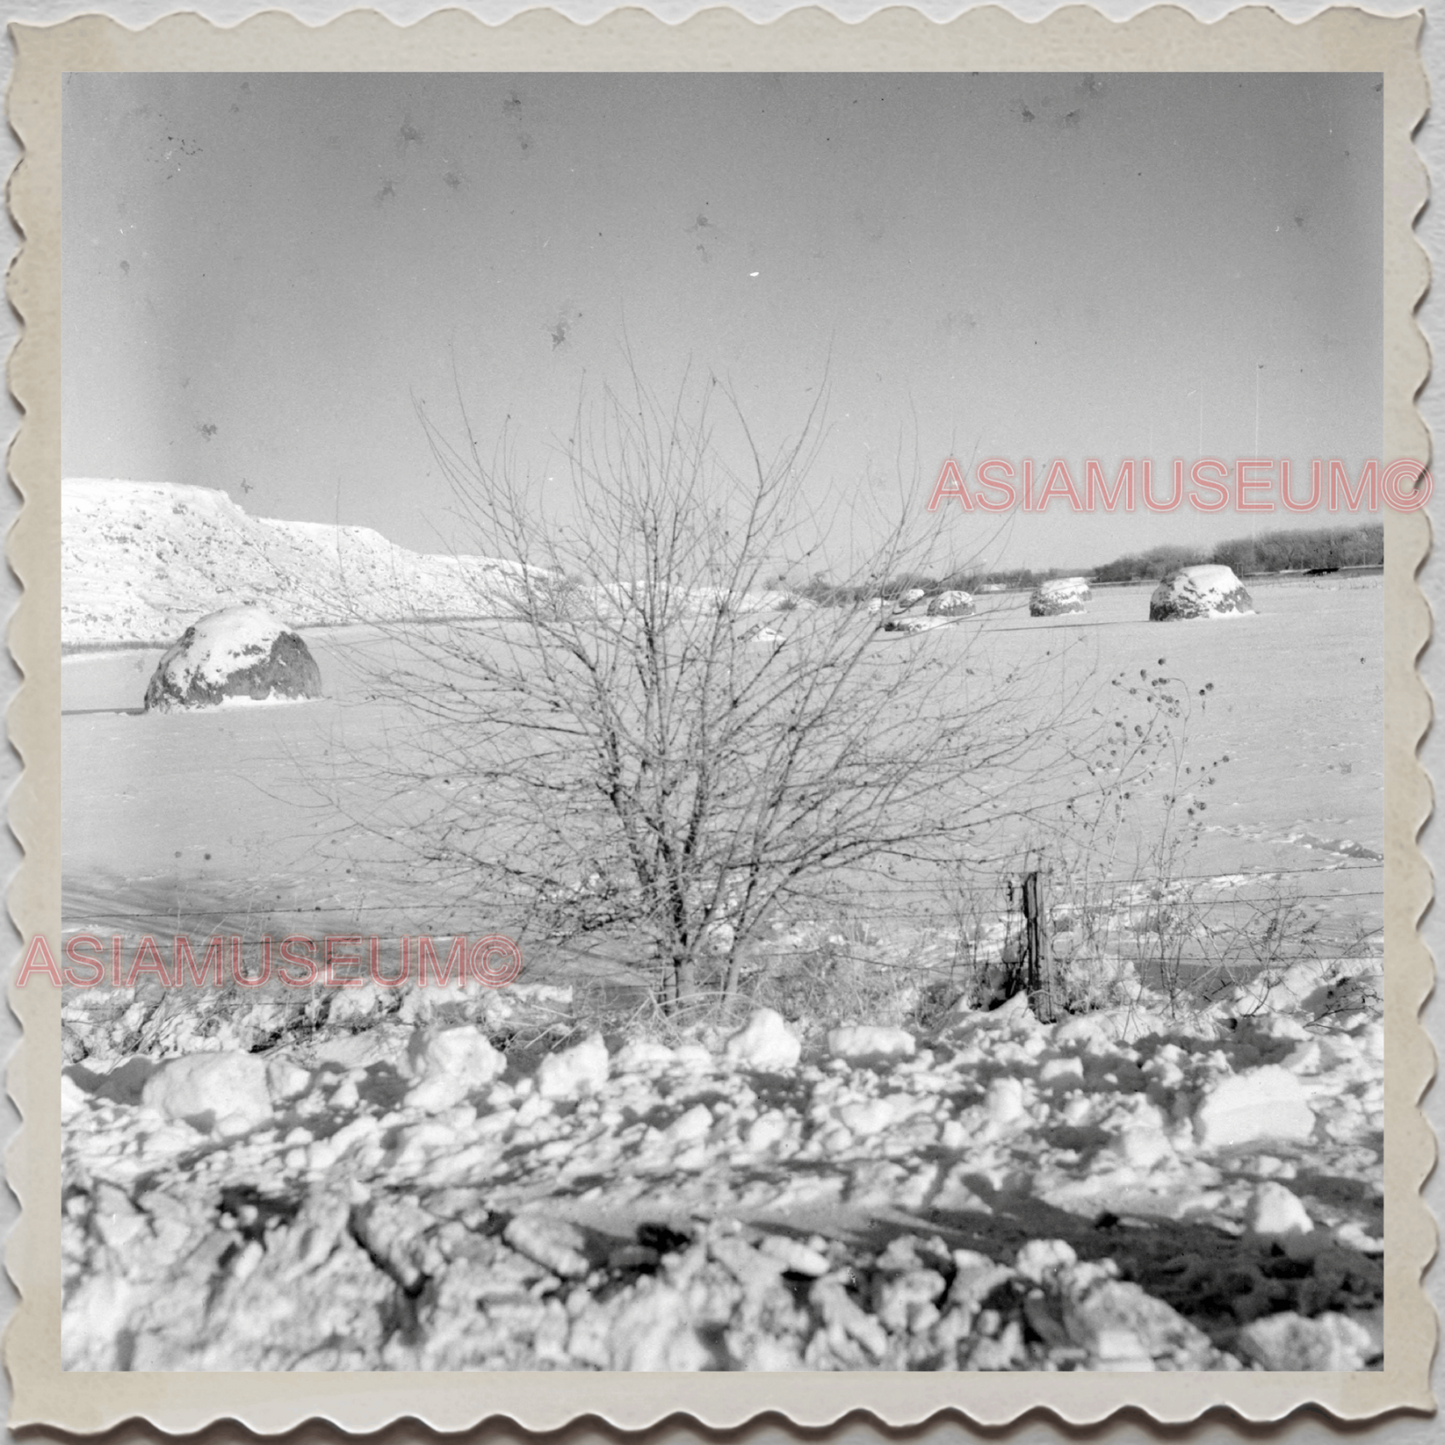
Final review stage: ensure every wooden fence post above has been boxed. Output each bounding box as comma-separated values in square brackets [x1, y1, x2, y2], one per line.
[1021, 868, 1055, 1023]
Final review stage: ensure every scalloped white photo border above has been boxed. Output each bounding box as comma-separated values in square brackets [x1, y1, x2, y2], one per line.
[4, 5, 1433, 1432]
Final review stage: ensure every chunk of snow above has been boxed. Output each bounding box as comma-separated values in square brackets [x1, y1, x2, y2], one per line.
[1245, 1181, 1316, 1259]
[743, 1111, 790, 1154]
[1015, 1238, 1077, 1283]
[510, 982, 573, 1009]
[874, 1268, 948, 1332]
[1063, 1278, 1216, 1370]
[723, 1009, 801, 1072]
[1040, 1056, 1084, 1087]
[1192, 1065, 1316, 1150]
[536, 1034, 610, 1100]
[326, 982, 392, 1027]
[992, 990, 1033, 1019]
[1112, 1118, 1175, 1172]
[1216, 959, 1381, 1021]
[826, 1025, 916, 1062]
[670, 1042, 715, 1074]
[60, 1073, 89, 1121]
[1053, 1012, 1125, 1053]
[141, 1051, 272, 1136]
[612, 1038, 677, 1074]
[1236, 1310, 1374, 1371]
[504, 1214, 591, 1279]
[757, 1235, 830, 1276]
[837, 1097, 903, 1138]
[1354, 1020, 1385, 1060]
[1280, 1040, 1322, 1074]
[404, 1025, 505, 1111]
[663, 1103, 714, 1144]
[386, 1119, 459, 1172]
[984, 1075, 1026, 1125]
[600, 1286, 717, 1370]
[265, 1058, 311, 1101]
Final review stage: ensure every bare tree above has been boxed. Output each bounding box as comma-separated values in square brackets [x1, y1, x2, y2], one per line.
[350, 370, 1157, 1013]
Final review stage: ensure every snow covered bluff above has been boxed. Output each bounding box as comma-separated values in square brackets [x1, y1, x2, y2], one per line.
[62, 480, 521, 648]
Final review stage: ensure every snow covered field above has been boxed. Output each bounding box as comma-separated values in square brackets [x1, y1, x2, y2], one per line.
[61, 574, 1384, 944]
[60, 573, 1385, 1371]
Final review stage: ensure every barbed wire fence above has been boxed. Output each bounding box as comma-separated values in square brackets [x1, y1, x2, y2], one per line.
[59, 853, 1384, 1039]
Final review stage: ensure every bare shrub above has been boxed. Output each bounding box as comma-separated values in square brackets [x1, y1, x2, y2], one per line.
[340, 367, 1170, 1018]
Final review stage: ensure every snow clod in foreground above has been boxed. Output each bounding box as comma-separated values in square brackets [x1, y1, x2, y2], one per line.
[503, 1215, 591, 1280]
[612, 1038, 678, 1075]
[1236, 1311, 1375, 1371]
[757, 1235, 830, 1276]
[536, 1034, 610, 1100]
[1245, 1181, 1316, 1252]
[826, 1025, 916, 1062]
[1192, 1064, 1316, 1150]
[1015, 1238, 1077, 1283]
[404, 1025, 505, 1111]
[140, 1051, 273, 1136]
[266, 1058, 311, 1102]
[1062, 1277, 1217, 1371]
[724, 1009, 802, 1072]
[984, 1075, 1028, 1126]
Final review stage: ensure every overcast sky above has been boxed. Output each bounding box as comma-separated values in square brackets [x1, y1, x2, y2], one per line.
[62, 72, 1382, 572]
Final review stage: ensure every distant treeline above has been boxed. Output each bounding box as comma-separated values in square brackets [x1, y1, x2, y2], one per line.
[1091, 523, 1384, 584]
[781, 523, 1383, 606]
[793, 567, 1046, 607]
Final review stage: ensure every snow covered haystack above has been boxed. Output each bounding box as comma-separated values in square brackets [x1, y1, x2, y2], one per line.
[62, 964, 1384, 1371]
[1149, 565, 1255, 621]
[744, 623, 786, 647]
[927, 589, 976, 618]
[143, 605, 323, 712]
[1029, 576, 1091, 617]
[881, 615, 951, 636]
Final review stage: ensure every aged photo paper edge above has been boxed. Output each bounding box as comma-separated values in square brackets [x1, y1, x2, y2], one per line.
[4, 3, 1434, 1431]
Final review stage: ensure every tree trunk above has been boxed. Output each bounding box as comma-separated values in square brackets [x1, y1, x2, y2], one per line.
[674, 954, 698, 1007]
[722, 951, 741, 1003]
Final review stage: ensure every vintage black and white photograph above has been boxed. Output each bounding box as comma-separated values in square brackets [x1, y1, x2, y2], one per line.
[56, 70, 1388, 1373]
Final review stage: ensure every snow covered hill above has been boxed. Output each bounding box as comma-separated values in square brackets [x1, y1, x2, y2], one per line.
[62, 480, 524, 648]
